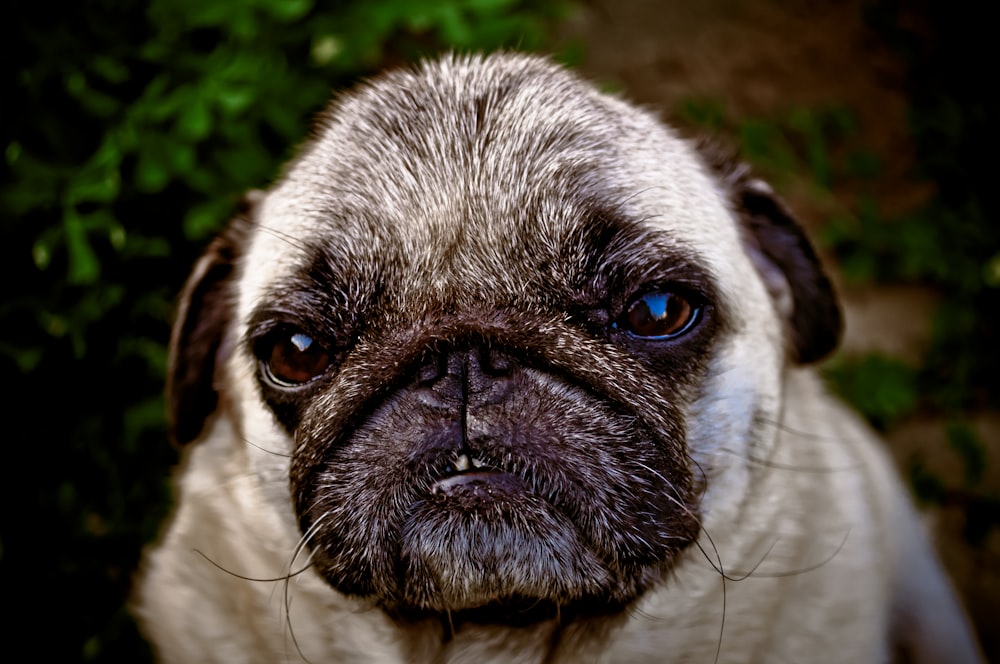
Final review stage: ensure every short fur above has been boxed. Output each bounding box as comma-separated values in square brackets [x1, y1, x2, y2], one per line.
[135, 53, 982, 663]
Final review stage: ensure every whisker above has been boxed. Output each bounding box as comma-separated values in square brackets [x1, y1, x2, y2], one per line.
[728, 528, 852, 579]
[714, 538, 780, 583]
[631, 460, 704, 526]
[241, 435, 292, 458]
[256, 223, 310, 252]
[755, 416, 833, 442]
[694, 526, 727, 664]
[282, 512, 327, 664]
[738, 453, 860, 474]
[192, 548, 313, 583]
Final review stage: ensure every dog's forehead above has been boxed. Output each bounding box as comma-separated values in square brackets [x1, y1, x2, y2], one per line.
[242, 55, 744, 312]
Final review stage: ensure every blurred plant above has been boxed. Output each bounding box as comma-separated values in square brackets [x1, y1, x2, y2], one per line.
[1, 1, 576, 660]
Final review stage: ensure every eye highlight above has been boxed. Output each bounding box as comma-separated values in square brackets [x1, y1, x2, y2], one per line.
[614, 291, 699, 340]
[262, 330, 332, 386]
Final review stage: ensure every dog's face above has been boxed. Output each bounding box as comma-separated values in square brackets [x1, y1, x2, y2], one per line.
[169, 54, 840, 625]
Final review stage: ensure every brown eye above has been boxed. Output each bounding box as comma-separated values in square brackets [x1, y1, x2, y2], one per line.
[617, 291, 698, 339]
[265, 332, 331, 386]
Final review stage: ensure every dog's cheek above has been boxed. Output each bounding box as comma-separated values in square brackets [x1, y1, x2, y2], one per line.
[684, 334, 785, 516]
[459, 381, 697, 566]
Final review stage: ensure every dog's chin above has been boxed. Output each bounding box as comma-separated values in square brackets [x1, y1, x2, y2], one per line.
[396, 471, 627, 620]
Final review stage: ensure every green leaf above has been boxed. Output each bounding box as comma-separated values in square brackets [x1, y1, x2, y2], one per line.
[32, 240, 52, 270]
[0, 342, 44, 372]
[466, 0, 518, 10]
[215, 86, 256, 115]
[90, 56, 131, 84]
[264, 0, 314, 22]
[64, 211, 101, 285]
[5, 140, 22, 165]
[176, 98, 213, 141]
[68, 169, 121, 206]
[311, 35, 344, 66]
[183, 199, 232, 241]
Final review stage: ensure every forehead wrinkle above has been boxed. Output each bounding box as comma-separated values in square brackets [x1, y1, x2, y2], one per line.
[289, 58, 630, 239]
[558, 200, 717, 308]
[295, 153, 621, 306]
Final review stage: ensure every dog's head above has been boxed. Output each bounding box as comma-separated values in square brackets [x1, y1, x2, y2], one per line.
[167, 53, 840, 624]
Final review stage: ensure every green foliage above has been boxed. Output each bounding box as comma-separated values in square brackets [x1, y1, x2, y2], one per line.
[1, 1, 575, 660]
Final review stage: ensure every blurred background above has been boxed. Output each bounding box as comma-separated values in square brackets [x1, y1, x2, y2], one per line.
[2, 0, 996, 660]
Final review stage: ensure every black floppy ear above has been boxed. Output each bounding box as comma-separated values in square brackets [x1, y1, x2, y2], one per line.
[167, 194, 258, 444]
[697, 142, 842, 363]
[733, 176, 842, 364]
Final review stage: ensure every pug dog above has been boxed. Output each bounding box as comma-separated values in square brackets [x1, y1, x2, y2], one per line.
[134, 53, 983, 663]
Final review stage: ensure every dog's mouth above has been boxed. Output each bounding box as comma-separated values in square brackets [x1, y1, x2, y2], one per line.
[438, 451, 494, 480]
[431, 452, 525, 496]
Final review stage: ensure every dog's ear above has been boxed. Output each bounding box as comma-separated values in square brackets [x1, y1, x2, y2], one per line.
[733, 176, 842, 363]
[167, 194, 258, 444]
[698, 144, 842, 364]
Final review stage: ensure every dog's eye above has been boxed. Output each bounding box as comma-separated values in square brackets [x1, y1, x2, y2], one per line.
[264, 331, 331, 386]
[615, 291, 699, 339]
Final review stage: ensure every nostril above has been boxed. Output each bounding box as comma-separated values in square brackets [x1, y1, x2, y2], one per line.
[417, 354, 445, 386]
[480, 346, 513, 375]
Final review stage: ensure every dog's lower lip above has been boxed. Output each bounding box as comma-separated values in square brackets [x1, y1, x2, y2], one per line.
[431, 470, 522, 496]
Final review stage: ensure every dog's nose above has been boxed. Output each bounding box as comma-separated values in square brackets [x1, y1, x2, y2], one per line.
[415, 344, 515, 409]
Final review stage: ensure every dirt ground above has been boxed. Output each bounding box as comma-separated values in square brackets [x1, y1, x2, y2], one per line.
[561, 0, 998, 658]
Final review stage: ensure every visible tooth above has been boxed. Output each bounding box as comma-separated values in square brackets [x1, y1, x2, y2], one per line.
[454, 453, 471, 472]
[471, 456, 485, 468]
